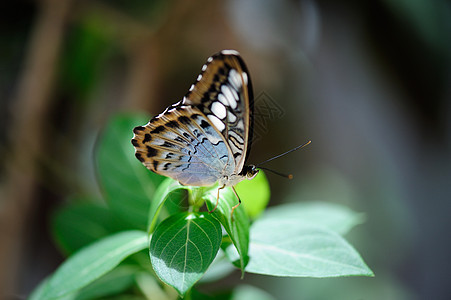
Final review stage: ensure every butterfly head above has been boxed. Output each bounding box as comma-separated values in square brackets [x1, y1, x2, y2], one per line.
[240, 165, 259, 180]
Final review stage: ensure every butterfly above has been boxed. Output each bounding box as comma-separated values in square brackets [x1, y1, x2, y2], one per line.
[131, 50, 258, 215]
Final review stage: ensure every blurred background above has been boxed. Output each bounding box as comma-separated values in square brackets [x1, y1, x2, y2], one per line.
[1, 0, 450, 299]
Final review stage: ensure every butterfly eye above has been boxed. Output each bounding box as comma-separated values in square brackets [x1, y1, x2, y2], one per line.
[246, 165, 259, 180]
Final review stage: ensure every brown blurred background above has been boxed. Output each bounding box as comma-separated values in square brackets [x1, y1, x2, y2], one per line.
[1, 0, 450, 299]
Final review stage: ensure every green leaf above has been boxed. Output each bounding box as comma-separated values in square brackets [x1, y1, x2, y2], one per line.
[262, 202, 365, 235]
[30, 266, 138, 300]
[150, 212, 222, 296]
[38, 230, 148, 299]
[191, 284, 275, 300]
[96, 114, 164, 230]
[162, 188, 188, 216]
[200, 250, 235, 283]
[51, 200, 120, 255]
[235, 170, 270, 219]
[191, 288, 233, 300]
[232, 284, 276, 300]
[74, 266, 137, 300]
[238, 211, 374, 277]
[29, 278, 54, 300]
[204, 187, 250, 274]
[147, 178, 184, 233]
[135, 271, 178, 299]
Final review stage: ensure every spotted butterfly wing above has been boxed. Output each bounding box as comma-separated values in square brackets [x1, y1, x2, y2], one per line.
[132, 50, 257, 188]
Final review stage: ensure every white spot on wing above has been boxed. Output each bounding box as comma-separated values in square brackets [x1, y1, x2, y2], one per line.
[229, 84, 239, 102]
[229, 69, 242, 90]
[189, 84, 195, 91]
[242, 72, 248, 85]
[207, 56, 213, 63]
[236, 119, 244, 130]
[227, 112, 237, 122]
[221, 50, 240, 56]
[208, 114, 225, 132]
[197, 74, 202, 81]
[218, 93, 228, 106]
[211, 101, 227, 119]
[201, 64, 207, 71]
[221, 85, 237, 109]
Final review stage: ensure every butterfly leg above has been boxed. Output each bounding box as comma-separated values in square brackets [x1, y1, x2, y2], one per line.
[209, 184, 226, 213]
[230, 186, 241, 221]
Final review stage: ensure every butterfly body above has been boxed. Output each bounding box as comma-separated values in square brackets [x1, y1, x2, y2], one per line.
[132, 50, 258, 195]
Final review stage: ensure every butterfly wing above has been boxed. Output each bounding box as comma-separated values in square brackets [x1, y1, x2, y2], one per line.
[132, 105, 233, 186]
[183, 50, 254, 174]
[132, 50, 253, 186]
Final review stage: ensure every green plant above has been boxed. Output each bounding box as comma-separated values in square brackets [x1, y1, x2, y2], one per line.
[30, 114, 373, 299]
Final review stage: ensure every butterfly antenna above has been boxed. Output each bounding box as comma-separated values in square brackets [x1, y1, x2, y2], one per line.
[258, 166, 293, 179]
[256, 140, 311, 167]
